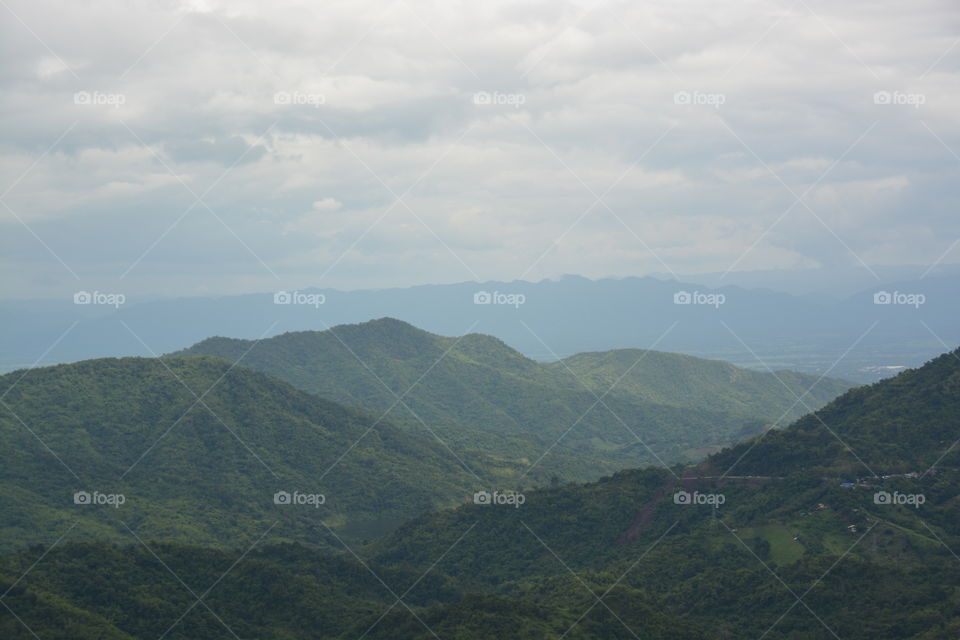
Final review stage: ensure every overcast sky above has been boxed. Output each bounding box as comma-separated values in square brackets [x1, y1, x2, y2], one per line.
[2, 0, 959, 299]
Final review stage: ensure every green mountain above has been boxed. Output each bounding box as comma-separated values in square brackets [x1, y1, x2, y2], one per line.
[358, 348, 960, 638]
[0, 540, 702, 640]
[1, 348, 956, 638]
[555, 348, 849, 424]
[0, 356, 483, 551]
[173, 318, 853, 481]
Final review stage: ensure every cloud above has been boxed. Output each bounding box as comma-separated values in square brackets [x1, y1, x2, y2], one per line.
[1, 0, 958, 298]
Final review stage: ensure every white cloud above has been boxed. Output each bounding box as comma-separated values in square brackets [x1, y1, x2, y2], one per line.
[1, 0, 958, 297]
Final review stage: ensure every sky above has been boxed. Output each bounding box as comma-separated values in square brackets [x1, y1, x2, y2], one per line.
[1, 0, 959, 299]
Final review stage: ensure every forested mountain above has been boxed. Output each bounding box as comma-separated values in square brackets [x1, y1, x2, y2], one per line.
[173, 318, 853, 479]
[0, 356, 484, 550]
[2, 344, 955, 638]
[359, 348, 960, 637]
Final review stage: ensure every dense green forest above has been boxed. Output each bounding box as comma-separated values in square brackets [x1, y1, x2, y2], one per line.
[0, 356, 488, 549]
[173, 318, 853, 479]
[1, 346, 956, 638]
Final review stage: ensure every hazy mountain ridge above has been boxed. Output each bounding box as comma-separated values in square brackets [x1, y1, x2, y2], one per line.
[5, 273, 957, 382]
[173, 318, 854, 480]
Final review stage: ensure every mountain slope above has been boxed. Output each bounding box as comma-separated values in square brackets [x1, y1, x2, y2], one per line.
[707, 347, 960, 476]
[556, 348, 850, 424]
[359, 347, 960, 638]
[0, 541, 703, 640]
[0, 356, 482, 551]
[172, 318, 853, 481]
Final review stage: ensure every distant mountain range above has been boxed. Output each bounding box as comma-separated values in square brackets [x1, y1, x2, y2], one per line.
[172, 318, 853, 480]
[3, 272, 958, 382]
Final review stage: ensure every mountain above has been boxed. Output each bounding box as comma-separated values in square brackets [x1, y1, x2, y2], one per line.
[555, 348, 849, 424]
[172, 318, 854, 481]
[358, 347, 960, 638]
[0, 541, 702, 639]
[706, 346, 960, 475]
[0, 356, 484, 551]
[2, 346, 956, 638]
[4, 272, 959, 383]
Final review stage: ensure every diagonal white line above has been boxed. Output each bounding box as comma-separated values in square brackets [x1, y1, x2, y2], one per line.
[119, 320, 279, 478]
[118, 12, 187, 80]
[0, 398, 82, 482]
[795, 0, 879, 79]
[757, 520, 877, 638]
[919, 120, 960, 163]
[919, 36, 960, 80]
[146, 520, 278, 640]
[519, 321, 680, 480]
[603, 3, 680, 81]
[920, 521, 960, 564]
[315, 117, 480, 280]
[321, 520, 474, 640]
[720, 520, 842, 639]
[313, 123, 475, 286]
[521, 521, 642, 640]
[0, 0, 78, 79]
[397, 0, 480, 80]
[558, 520, 679, 639]
[919, 235, 959, 280]
[1, 202, 80, 280]
[211, 12, 275, 76]
[318, 320, 483, 482]
[121, 321, 279, 478]
[720, 320, 878, 478]
[916, 121, 960, 279]
[519, 319, 678, 475]
[320, 3, 394, 77]
[0, 521, 77, 598]
[197, 200, 281, 279]
[123, 521, 246, 640]
[318, 321, 479, 482]
[519, 0, 607, 80]
[915, 320, 960, 476]
[715, 2, 797, 83]
[0, 121, 78, 199]
[718, 118, 879, 279]
[118, 121, 278, 279]
[354, 521, 478, 639]
[718, 321, 878, 479]
[0, 320, 78, 402]
[520, 123, 679, 280]
[0, 600, 41, 639]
